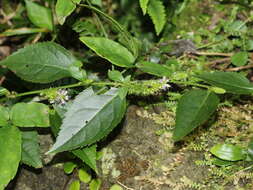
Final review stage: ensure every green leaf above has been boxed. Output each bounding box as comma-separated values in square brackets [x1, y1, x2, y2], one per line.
[73, 144, 97, 173]
[10, 102, 49, 127]
[89, 179, 102, 190]
[110, 184, 123, 190]
[247, 139, 253, 160]
[48, 88, 126, 154]
[173, 90, 219, 141]
[78, 168, 91, 183]
[136, 61, 172, 77]
[211, 158, 235, 167]
[56, 0, 81, 25]
[25, 0, 53, 31]
[210, 144, 246, 161]
[147, 0, 166, 35]
[108, 70, 124, 82]
[69, 180, 80, 190]
[80, 37, 135, 68]
[63, 161, 77, 174]
[0, 126, 21, 190]
[231, 52, 248, 66]
[21, 131, 42, 168]
[0, 28, 48, 37]
[197, 71, 253, 94]
[0, 106, 9, 126]
[139, 0, 150, 15]
[0, 42, 83, 83]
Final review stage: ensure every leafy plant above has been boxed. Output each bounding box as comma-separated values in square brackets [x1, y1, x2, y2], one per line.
[0, 0, 253, 189]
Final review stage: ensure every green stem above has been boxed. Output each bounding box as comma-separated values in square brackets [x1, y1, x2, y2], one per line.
[171, 80, 210, 89]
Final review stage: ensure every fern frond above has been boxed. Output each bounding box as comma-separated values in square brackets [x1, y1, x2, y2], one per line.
[147, 0, 166, 35]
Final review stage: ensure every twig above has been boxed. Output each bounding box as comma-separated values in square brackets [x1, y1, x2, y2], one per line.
[194, 51, 233, 57]
[117, 181, 135, 190]
[226, 64, 253, 71]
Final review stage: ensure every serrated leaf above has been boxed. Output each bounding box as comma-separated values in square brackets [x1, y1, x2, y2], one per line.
[21, 131, 42, 168]
[197, 71, 253, 94]
[56, 0, 81, 25]
[73, 144, 97, 173]
[48, 88, 126, 154]
[210, 144, 246, 161]
[0, 106, 9, 126]
[0, 126, 21, 190]
[25, 0, 53, 31]
[173, 90, 219, 141]
[80, 37, 135, 68]
[136, 61, 172, 77]
[231, 52, 248, 66]
[147, 0, 166, 35]
[0, 42, 83, 83]
[139, 0, 150, 15]
[10, 102, 49, 127]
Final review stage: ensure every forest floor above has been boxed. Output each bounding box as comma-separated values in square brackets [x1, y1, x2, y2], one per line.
[1, 0, 253, 189]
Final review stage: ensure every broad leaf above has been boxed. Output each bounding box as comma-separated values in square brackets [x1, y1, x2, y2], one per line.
[73, 144, 97, 173]
[197, 71, 253, 94]
[48, 88, 126, 153]
[139, 0, 150, 15]
[25, 0, 53, 31]
[69, 180, 80, 190]
[89, 179, 102, 190]
[147, 0, 166, 35]
[10, 102, 49, 127]
[0, 42, 83, 83]
[63, 161, 77, 174]
[173, 89, 219, 141]
[211, 158, 234, 167]
[231, 52, 248, 66]
[80, 37, 135, 68]
[78, 168, 91, 183]
[56, 0, 81, 25]
[210, 144, 246, 161]
[0, 126, 21, 190]
[108, 70, 124, 82]
[136, 61, 172, 77]
[21, 131, 42, 168]
[0, 106, 9, 126]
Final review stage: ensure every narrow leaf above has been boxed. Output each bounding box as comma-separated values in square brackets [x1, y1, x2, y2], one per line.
[197, 71, 253, 94]
[139, 0, 150, 15]
[25, 0, 53, 31]
[0, 106, 9, 126]
[56, 0, 81, 25]
[173, 89, 219, 141]
[210, 144, 246, 161]
[21, 131, 42, 168]
[0, 42, 83, 83]
[73, 144, 97, 173]
[0, 126, 21, 190]
[147, 0, 166, 35]
[80, 37, 135, 68]
[136, 61, 172, 77]
[48, 88, 126, 153]
[10, 102, 49, 127]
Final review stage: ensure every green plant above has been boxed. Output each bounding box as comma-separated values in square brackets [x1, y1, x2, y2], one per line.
[0, 0, 253, 189]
